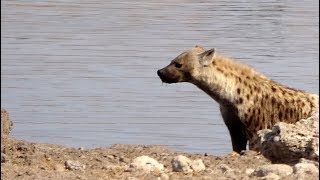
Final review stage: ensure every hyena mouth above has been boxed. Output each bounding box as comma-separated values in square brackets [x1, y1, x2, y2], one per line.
[157, 69, 179, 84]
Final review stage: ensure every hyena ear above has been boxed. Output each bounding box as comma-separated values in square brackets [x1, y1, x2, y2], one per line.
[198, 48, 215, 66]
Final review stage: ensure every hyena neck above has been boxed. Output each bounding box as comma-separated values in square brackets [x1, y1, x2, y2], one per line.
[191, 57, 263, 107]
[191, 72, 238, 106]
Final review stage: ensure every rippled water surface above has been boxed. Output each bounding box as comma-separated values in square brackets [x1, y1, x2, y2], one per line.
[1, 0, 319, 155]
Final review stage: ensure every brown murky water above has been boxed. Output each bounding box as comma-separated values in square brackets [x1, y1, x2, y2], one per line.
[1, 0, 319, 155]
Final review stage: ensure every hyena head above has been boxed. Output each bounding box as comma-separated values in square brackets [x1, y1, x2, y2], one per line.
[157, 45, 216, 83]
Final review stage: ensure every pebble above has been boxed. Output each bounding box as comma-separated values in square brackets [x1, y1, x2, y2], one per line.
[253, 164, 293, 177]
[130, 156, 164, 173]
[1, 153, 7, 163]
[293, 163, 319, 175]
[190, 159, 206, 172]
[171, 155, 192, 173]
[65, 160, 86, 170]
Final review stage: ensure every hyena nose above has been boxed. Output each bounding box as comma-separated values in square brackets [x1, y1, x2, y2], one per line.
[157, 69, 162, 77]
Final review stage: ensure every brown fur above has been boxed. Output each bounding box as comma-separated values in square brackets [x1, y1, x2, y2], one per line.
[157, 46, 319, 153]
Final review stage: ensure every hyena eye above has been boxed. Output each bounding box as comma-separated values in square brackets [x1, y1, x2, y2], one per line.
[175, 62, 182, 68]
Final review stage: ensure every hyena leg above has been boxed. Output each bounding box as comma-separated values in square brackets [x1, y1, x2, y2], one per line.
[248, 135, 260, 152]
[220, 106, 247, 153]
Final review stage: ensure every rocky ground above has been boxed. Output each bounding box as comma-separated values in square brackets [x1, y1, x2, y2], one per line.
[1, 108, 319, 180]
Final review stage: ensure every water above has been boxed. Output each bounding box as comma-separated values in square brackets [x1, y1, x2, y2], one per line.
[1, 0, 318, 155]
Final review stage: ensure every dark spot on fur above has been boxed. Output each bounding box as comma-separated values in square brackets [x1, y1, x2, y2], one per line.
[238, 77, 242, 83]
[277, 102, 281, 109]
[239, 97, 243, 104]
[254, 96, 259, 102]
[279, 112, 282, 120]
[310, 102, 314, 108]
[257, 109, 261, 115]
[288, 92, 293, 96]
[237, 88, 241, 95]
[246, 76, 251, 80]
[244, 81, 247, 86]
[248, 108, 251, 113]
[246, 94, 250, 100]
[311, 97, 315, 100]
[285, 109, 289, 118]
[271, 86, 277, 92]
[265, 94, 269, 99]
[271, 97, 276, 105]
[257, 88, 261, 93]
[284, 99, 289, 106]
[301, 102, 305, 107]
[248, 116, 253, 127]
[244, 113, 248, 119]
[217, 67, 223, 73]
[291, 99, 295, 103]
[212, 61, 216, 66]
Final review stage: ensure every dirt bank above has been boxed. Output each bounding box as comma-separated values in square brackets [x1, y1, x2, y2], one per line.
[1, 109, 318, 180]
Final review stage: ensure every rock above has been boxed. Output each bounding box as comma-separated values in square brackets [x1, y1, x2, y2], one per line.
[190, 159, 206, 172]
[299, 158, 319, 168]
[293, 163, 319, 175]
[252, 164, 293, 177]
[245, 168, 255, 175]
[159, 173, 169, 180]
[130, 156, 164, 173]
[119, 156, 129, 163]
[65, 160, 86, 170]
[171, 155, 192, 173]
[1, 153, 7, 163]
[106, 155, 115, 159]
[258, 113, 319, 162]
[217, 164, 232, 173]
[259, 173, 280, 180]
[1, 109, 13, 137]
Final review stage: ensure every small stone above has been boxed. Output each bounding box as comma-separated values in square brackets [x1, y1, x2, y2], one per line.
[293, 163, 319, 175]
[245, 168, 255, 175]
[260, 173, 280, 180]
[171, 155, 192, 173]
[1, 153, 7, 163]
[253, 164, 293, 177]
[217, 164, 232, 173]
[299, 158, 319, 168]
[160, 173, 169, 180]
[65, 160, 86, 170]
[273, 136, 280, 142]
[127, 177, 138, 180]
[119, 156, 129, 163]
[130, 156, 164, 173]
[78, 147, 85, 151]
[190, 159, 205, 172]
[106, 155, 115, 159]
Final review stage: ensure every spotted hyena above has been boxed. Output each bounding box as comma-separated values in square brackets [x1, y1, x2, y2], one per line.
[157, 46, 319, 153]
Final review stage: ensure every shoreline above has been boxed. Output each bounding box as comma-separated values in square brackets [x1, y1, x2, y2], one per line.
[1, 109, 318, 179]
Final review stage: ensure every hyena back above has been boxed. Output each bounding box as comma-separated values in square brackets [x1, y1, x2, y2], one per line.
[157, 46, 319, 153]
